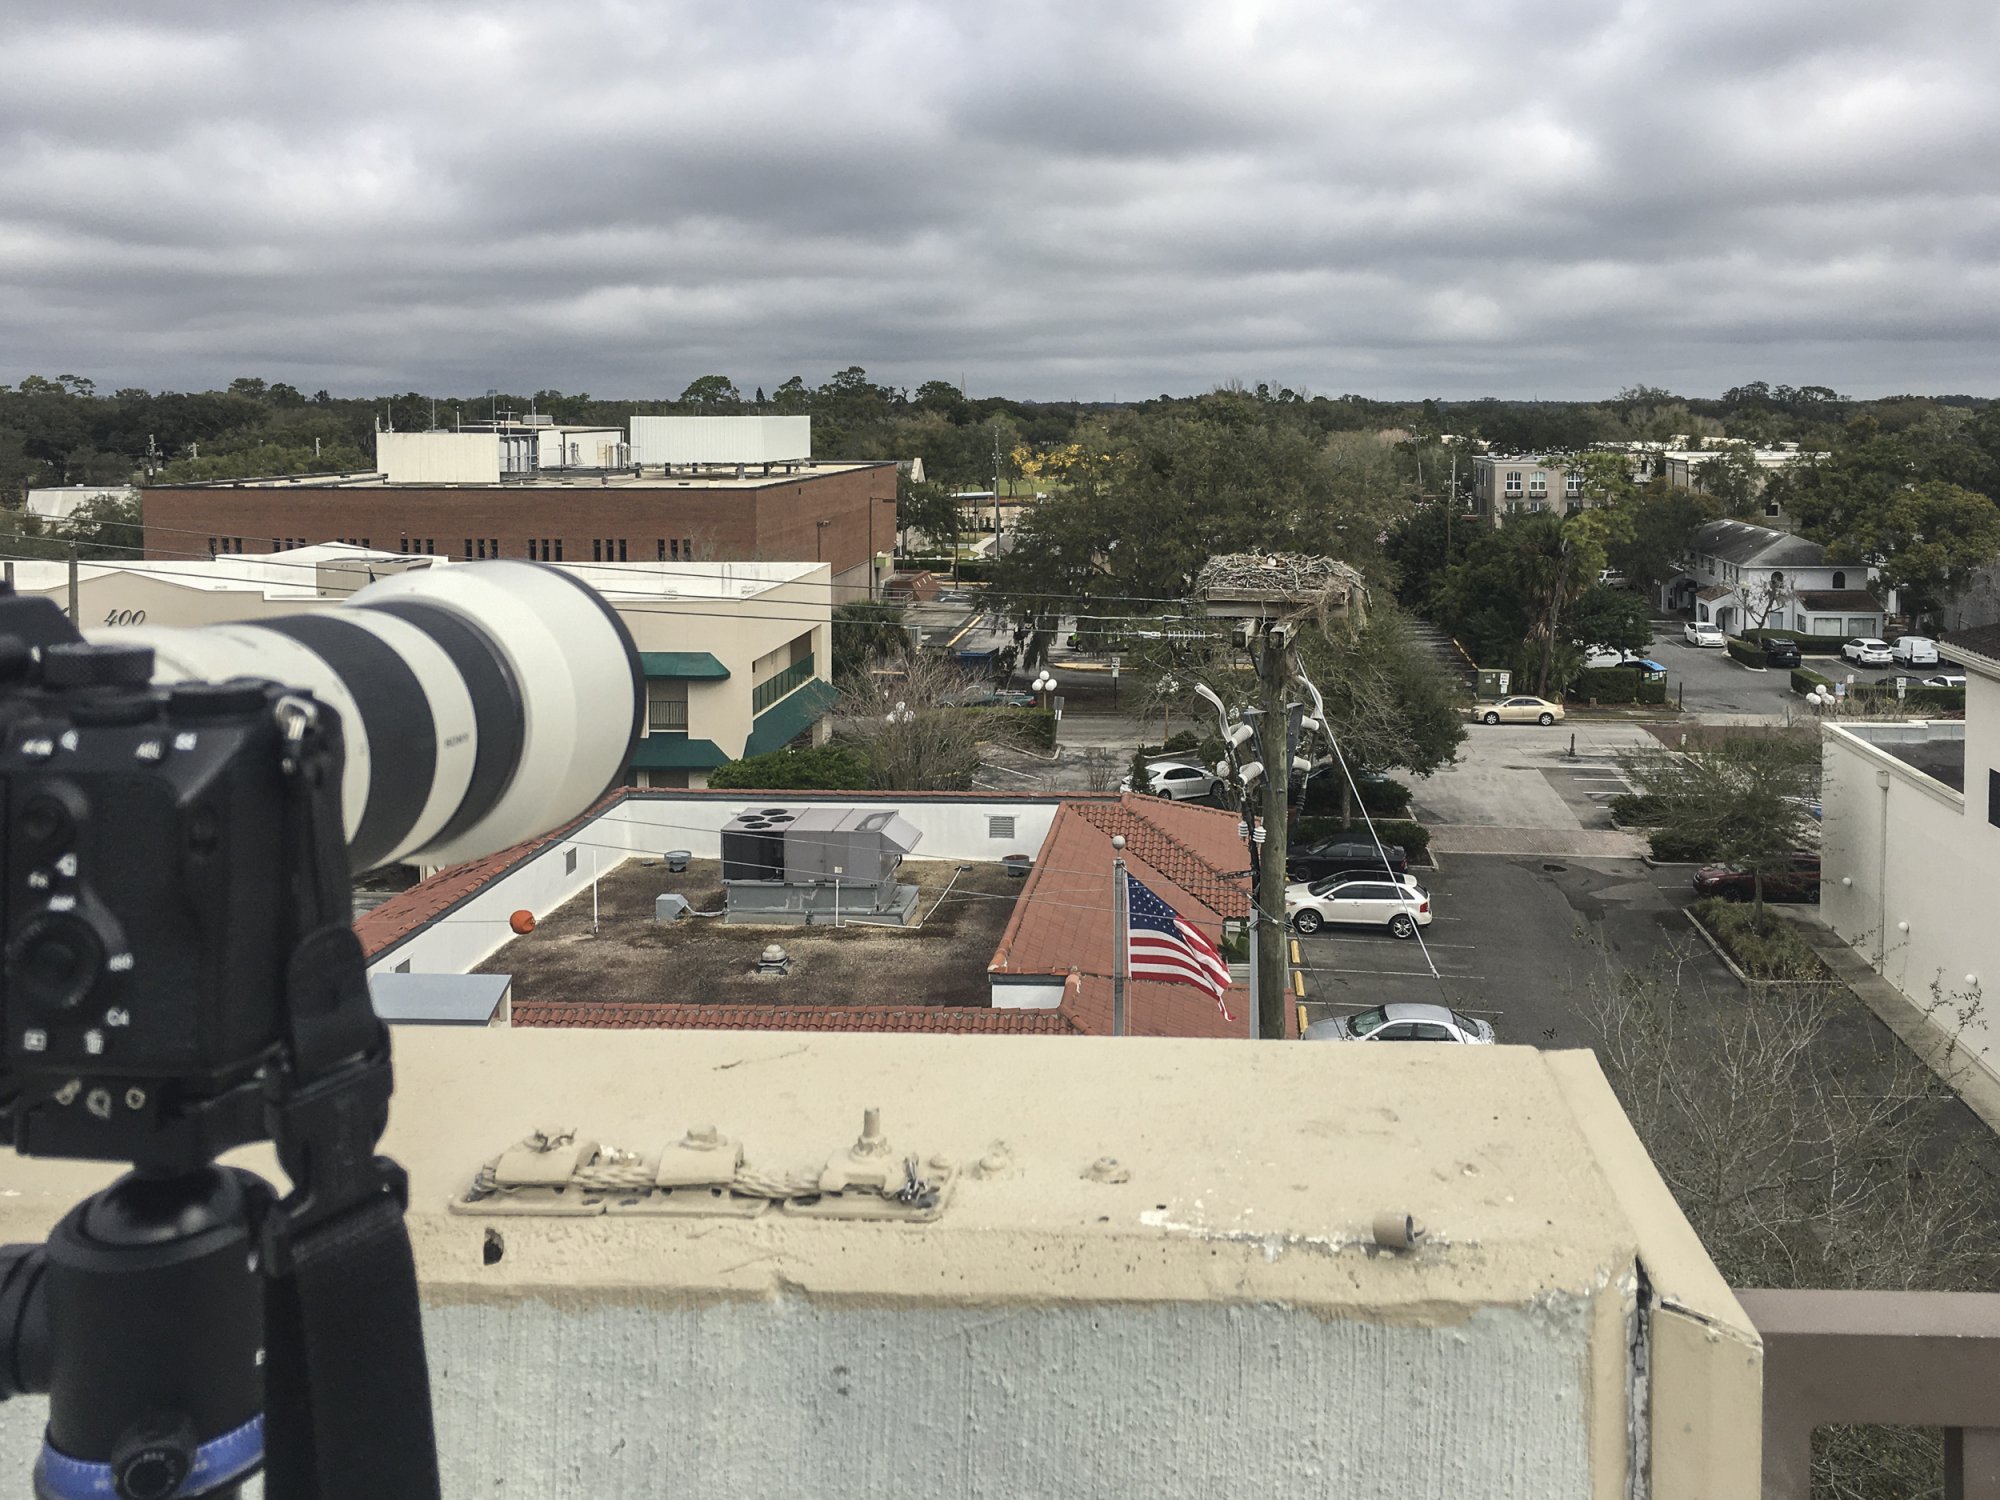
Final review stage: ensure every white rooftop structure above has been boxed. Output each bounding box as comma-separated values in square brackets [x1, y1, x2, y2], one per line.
[24, 485, 137, 522]
[629, 415, 810, 466]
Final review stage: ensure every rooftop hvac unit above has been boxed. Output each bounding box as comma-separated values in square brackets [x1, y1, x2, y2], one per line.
[719, 806, 798, 882]
[783, 808, 921, 884]
[721, 806, 925, 926]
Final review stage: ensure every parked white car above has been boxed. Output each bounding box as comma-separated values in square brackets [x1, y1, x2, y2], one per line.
[1131, 759, 1218, 801]
[1841, 637, 1893, 666]
[1285, 874, 1433, 939]
[1683, 622, 1726, 648]
[1303, 1002, 1495, 1044]
[1891, 636, 1939, 667]
[1581, 645, 1642, 669]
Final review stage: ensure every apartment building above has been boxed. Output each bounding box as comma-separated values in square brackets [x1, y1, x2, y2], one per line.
[1469, 454, 1589, 521]
[1664, 519, 1884, 638]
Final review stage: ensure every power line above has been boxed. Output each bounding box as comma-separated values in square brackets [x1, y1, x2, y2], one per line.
[0, 531, 1212, 639]
[55, 511, 1231, 613]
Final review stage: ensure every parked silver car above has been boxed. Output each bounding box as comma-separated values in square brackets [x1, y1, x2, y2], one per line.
[1303, 1002, 1495, 1044]
[1129, 759, 1218, 801]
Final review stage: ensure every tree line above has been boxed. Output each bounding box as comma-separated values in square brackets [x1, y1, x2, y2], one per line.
[1388, 399, 2000, 692]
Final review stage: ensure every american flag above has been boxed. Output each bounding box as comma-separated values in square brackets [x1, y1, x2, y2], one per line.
[1124, 872, 1236, 1021]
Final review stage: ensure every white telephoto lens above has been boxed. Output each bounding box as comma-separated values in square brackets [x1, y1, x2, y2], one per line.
[345, 561, 641, 865]
[106, 562, 641, 870]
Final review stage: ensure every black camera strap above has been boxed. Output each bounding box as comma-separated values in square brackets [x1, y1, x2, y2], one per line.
[256, 704, 441, 1500]
[263, 1176, 438, 1500]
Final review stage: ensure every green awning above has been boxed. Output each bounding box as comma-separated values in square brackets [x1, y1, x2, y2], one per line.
[638, 652, 730, 680]
[628, 735, 730, 770]
[743, 678, 837, 757]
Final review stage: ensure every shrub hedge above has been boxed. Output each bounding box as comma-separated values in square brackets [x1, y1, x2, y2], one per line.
[707, 744, 871, 790]
[1690, 897, 1828, 981]
[1724, 636, 1765, 667]
[1608, 792, 1664, 826]
[1648, 826, 1719, 863]
[1300, 774, 1413, 818]
[1570, 667, 1668, 704]
[978, 706, 1056, 750]
[1789, 667, 1965, 713]
[1856, 684, 1966, 713]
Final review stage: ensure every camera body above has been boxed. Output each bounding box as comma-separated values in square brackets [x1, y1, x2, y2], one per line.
[0, 592, 361, 1171]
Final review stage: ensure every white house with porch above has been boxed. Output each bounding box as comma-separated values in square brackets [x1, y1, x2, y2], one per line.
[1664, 519, 1886, 639]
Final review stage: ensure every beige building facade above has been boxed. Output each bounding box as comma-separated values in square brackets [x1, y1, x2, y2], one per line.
[0, 1029, 1764, 1498]
[5, 546, 833, 789]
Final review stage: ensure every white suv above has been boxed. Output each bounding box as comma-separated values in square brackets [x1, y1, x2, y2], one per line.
[1286, 875, 1433, 939]
[1891, 636, 1939, 667]
[1841, 637, 1893, 666]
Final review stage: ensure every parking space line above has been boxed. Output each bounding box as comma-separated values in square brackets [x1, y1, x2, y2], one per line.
[1312, 976, 1488, 988]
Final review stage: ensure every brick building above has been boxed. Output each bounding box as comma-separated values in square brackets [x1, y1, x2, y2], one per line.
[140, 459, 898, 600]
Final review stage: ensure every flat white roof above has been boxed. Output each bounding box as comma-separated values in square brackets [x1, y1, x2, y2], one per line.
[550, 559, 823, 601]
[6, 549, 825, 606]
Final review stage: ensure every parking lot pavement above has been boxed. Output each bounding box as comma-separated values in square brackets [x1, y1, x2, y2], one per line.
[1416, 721, 1655, 837]
[1651, 633, 1917, 718]
[1295, 853, 1729, 1048]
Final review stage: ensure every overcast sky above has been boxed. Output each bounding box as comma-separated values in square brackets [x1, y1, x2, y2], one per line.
[4, 0, 1997, 401]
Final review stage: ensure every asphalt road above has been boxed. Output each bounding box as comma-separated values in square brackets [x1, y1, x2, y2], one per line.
[1295, 852, 1731, 1049]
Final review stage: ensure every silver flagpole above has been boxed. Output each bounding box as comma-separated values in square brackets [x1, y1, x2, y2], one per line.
[1111, 835, 1128, 1037]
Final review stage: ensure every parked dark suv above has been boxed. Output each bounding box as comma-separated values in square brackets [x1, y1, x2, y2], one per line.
[1762, 639, 1803, 669]
[1287, 839, 1409, 883]
[1692, 854, 1820, 903]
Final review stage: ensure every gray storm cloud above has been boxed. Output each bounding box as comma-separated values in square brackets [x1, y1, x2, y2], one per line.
[2, 0, 1996, 397]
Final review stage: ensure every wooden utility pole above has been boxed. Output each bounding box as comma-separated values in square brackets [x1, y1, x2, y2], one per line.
[1252, 624, 1293, 1042]
[67, 545, 79, 623]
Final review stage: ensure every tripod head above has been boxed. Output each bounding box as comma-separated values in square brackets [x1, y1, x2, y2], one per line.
[0, 563, 644, 1498]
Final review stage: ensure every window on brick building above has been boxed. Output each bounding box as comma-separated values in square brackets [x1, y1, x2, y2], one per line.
[490, 538, 498, 558]
[592, 539, 602, 561]
[464, 539, 473, 558]
[683, 537, 692, 558]
[657, 539, 666, 560]
[617, 539, 627, 561]
[670, 539, 680, 560]
[554, 540, 563, 561]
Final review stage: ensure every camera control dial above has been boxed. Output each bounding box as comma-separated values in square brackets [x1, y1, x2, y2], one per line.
[7, 911, 108, 1021]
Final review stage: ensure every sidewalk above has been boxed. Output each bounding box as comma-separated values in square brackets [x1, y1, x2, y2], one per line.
[1778, 910, 2000, 1138]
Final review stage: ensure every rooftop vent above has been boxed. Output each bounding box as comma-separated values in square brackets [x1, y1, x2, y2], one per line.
[754, 943, 792, 977]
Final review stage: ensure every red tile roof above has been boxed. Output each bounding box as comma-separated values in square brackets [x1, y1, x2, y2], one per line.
[513, 1002, 1080, 1034]
[989, 794, 1259, 1040]
[1069, 795, 1251, 914]
[354, 792, 623, 958]
[356, 787, 1120, 960]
